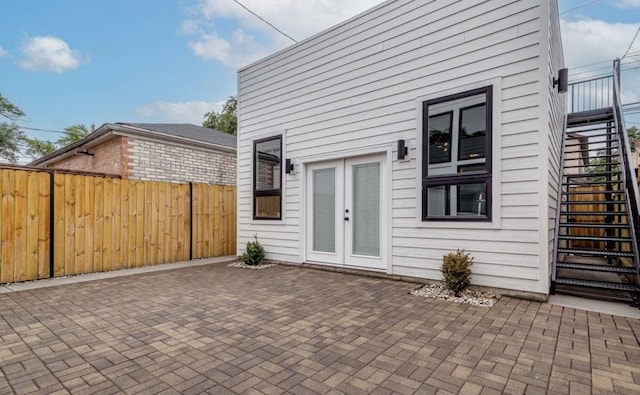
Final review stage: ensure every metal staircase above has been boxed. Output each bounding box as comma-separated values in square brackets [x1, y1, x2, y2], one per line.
[552, 59, 640, 304]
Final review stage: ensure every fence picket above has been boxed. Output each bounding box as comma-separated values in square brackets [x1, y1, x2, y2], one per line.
[0, 167, 236, 284]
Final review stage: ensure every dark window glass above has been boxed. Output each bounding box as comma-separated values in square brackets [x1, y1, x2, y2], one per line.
[459, 104, 486, 161]
[255, 139, 281, 191]
[426, 182, 487, 218]
[457, 183, 487, 216]
[253, 136, 282, 220]
[428, 112, 452, 164]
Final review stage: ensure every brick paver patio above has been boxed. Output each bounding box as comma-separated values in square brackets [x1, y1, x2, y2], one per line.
[1, 262, 639, 394]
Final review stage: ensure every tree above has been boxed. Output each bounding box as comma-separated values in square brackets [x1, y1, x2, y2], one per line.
[203, 96, 237, 135]
[0, 93, 26, 163]
[23, 123, 95, 160]
[22, 138, 56, 159]
[628, 126, 637, 152]
[585, 127, 638, 179]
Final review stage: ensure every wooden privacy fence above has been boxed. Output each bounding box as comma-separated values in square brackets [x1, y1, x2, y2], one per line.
[567, 183, 629, 252]
[0, 167, 236, 284]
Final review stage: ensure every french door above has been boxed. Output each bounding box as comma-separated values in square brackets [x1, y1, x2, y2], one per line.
[306, 154, 385, 269]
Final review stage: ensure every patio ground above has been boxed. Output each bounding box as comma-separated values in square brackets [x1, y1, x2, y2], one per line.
[1, 260, 639, 394]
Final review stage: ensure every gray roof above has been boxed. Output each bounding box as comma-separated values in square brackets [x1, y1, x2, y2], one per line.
[118, 123, 236, 148]
[30, 122, 236, 166]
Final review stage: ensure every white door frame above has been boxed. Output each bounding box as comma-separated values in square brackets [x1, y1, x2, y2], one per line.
[305, 160, 344, 264]
[302, 150, 390, 272]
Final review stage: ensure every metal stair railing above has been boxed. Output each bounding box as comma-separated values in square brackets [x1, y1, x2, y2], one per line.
[611, 58, 640, 287]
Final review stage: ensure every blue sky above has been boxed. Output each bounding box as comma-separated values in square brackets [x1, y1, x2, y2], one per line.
[1, 0, 639, 162]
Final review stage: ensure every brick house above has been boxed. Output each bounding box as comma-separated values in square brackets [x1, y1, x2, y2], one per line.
[30, 123, 236, 185]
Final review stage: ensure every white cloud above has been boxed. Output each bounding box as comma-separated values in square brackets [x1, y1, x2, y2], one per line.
[0, 45, 7, 57]
[561, 19, 640, 69]
[183, 0, 380, 68]
[19, 36, 84, 73]
[616, 0, 640, 8]
[561, 19, 640, 104]
[135, 100, 225, 124]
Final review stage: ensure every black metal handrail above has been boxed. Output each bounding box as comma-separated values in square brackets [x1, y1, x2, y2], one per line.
[567, 74, 613, 113]
[611, 58, 640, 286]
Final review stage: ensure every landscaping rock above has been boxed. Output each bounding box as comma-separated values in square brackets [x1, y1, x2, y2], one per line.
[410, 284, 499, 307]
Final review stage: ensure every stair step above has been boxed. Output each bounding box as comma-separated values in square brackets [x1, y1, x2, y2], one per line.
[558, 235, 632, 242]
[565, 139, 618, 148]
[564, 154, 620, 161]
[557, 262, 637, 273]
[561, 200, 626, 205]
[567, 108, 614, 127]
[559, 222, 631, 228]
[567, 146, 621, 153]
[557, 248, 635, 257]
[565, 171, 622, 178]
[563, 163, 620, 169]
[566, 126, 615, 134]
[560, 211, 627, 215]
[555, 277, 640, 292]
[562, 190, 623, 195]
[563, 180, 623, 186]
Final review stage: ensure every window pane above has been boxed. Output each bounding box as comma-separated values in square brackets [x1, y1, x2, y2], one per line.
[352, 163, 380, 257]
[428, 113, 452, 164]
[256, 138, 281, 191]
[459, 104, 486, 160]
[313, 169, 335, 253]
[426, 182, 487, 218]
[457, 183, 487, 216]
[427, 185, 448, 217]
[255, 196, 280, 219]
[457, 164, 486, 173]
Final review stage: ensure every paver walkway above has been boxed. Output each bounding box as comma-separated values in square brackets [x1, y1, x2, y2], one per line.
[1, 262, 639, 394]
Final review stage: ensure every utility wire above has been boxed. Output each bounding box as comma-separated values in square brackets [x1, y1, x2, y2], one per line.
[17, 126, 66, 134]
[560, 0, 599, 15]
[622, 26, 640, 59]
[230, 0, 297, 43]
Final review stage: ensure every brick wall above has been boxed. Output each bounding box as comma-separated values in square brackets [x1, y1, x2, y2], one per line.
[127, 137, 236, 185]
[52, 136, 125, 175]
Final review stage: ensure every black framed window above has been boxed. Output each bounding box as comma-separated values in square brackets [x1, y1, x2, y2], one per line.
[422, 86, 492, 221]
[253, 136, 282, 220]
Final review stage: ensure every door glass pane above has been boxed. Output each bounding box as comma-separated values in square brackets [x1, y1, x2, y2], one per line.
[313, 168, 335, 253]
[352, 163, 380, 257]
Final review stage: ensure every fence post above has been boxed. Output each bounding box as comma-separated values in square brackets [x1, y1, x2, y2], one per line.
[189, 182, 193, 261]
[49, 171, 55, 278]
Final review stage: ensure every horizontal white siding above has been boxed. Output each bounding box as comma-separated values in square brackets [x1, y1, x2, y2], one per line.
[545, 0, 566, 286]
[238, 0, 548, 293]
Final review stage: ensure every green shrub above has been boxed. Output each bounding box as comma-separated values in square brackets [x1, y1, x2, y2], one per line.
[441, 249, 473, 296]
[241, 235, 266, 266]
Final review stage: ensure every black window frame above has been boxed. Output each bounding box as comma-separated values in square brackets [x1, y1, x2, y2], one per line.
[422, 86, 493, 222]
[253, 135, 283, 220]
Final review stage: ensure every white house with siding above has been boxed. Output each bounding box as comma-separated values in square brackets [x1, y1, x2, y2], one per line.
[237, 0, 565, 299]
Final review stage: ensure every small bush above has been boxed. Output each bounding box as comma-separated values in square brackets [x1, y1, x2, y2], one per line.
[241, 235, 266, 266]
[441, 249, 473, 296]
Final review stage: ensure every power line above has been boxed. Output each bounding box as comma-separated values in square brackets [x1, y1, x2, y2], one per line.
[17, 125, 66, 134]
[560, 0, 599, 15]
[230, 0, 297, 43]
[622, 26, 640, 59]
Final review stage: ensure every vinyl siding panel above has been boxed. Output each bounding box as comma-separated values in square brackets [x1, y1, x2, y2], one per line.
[238, 0, 550, 294]
[545, 0, 566, 287]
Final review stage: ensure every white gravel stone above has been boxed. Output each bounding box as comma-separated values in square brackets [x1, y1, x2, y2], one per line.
[228, 262, 277, 270]
[410, 284, 499, 307]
